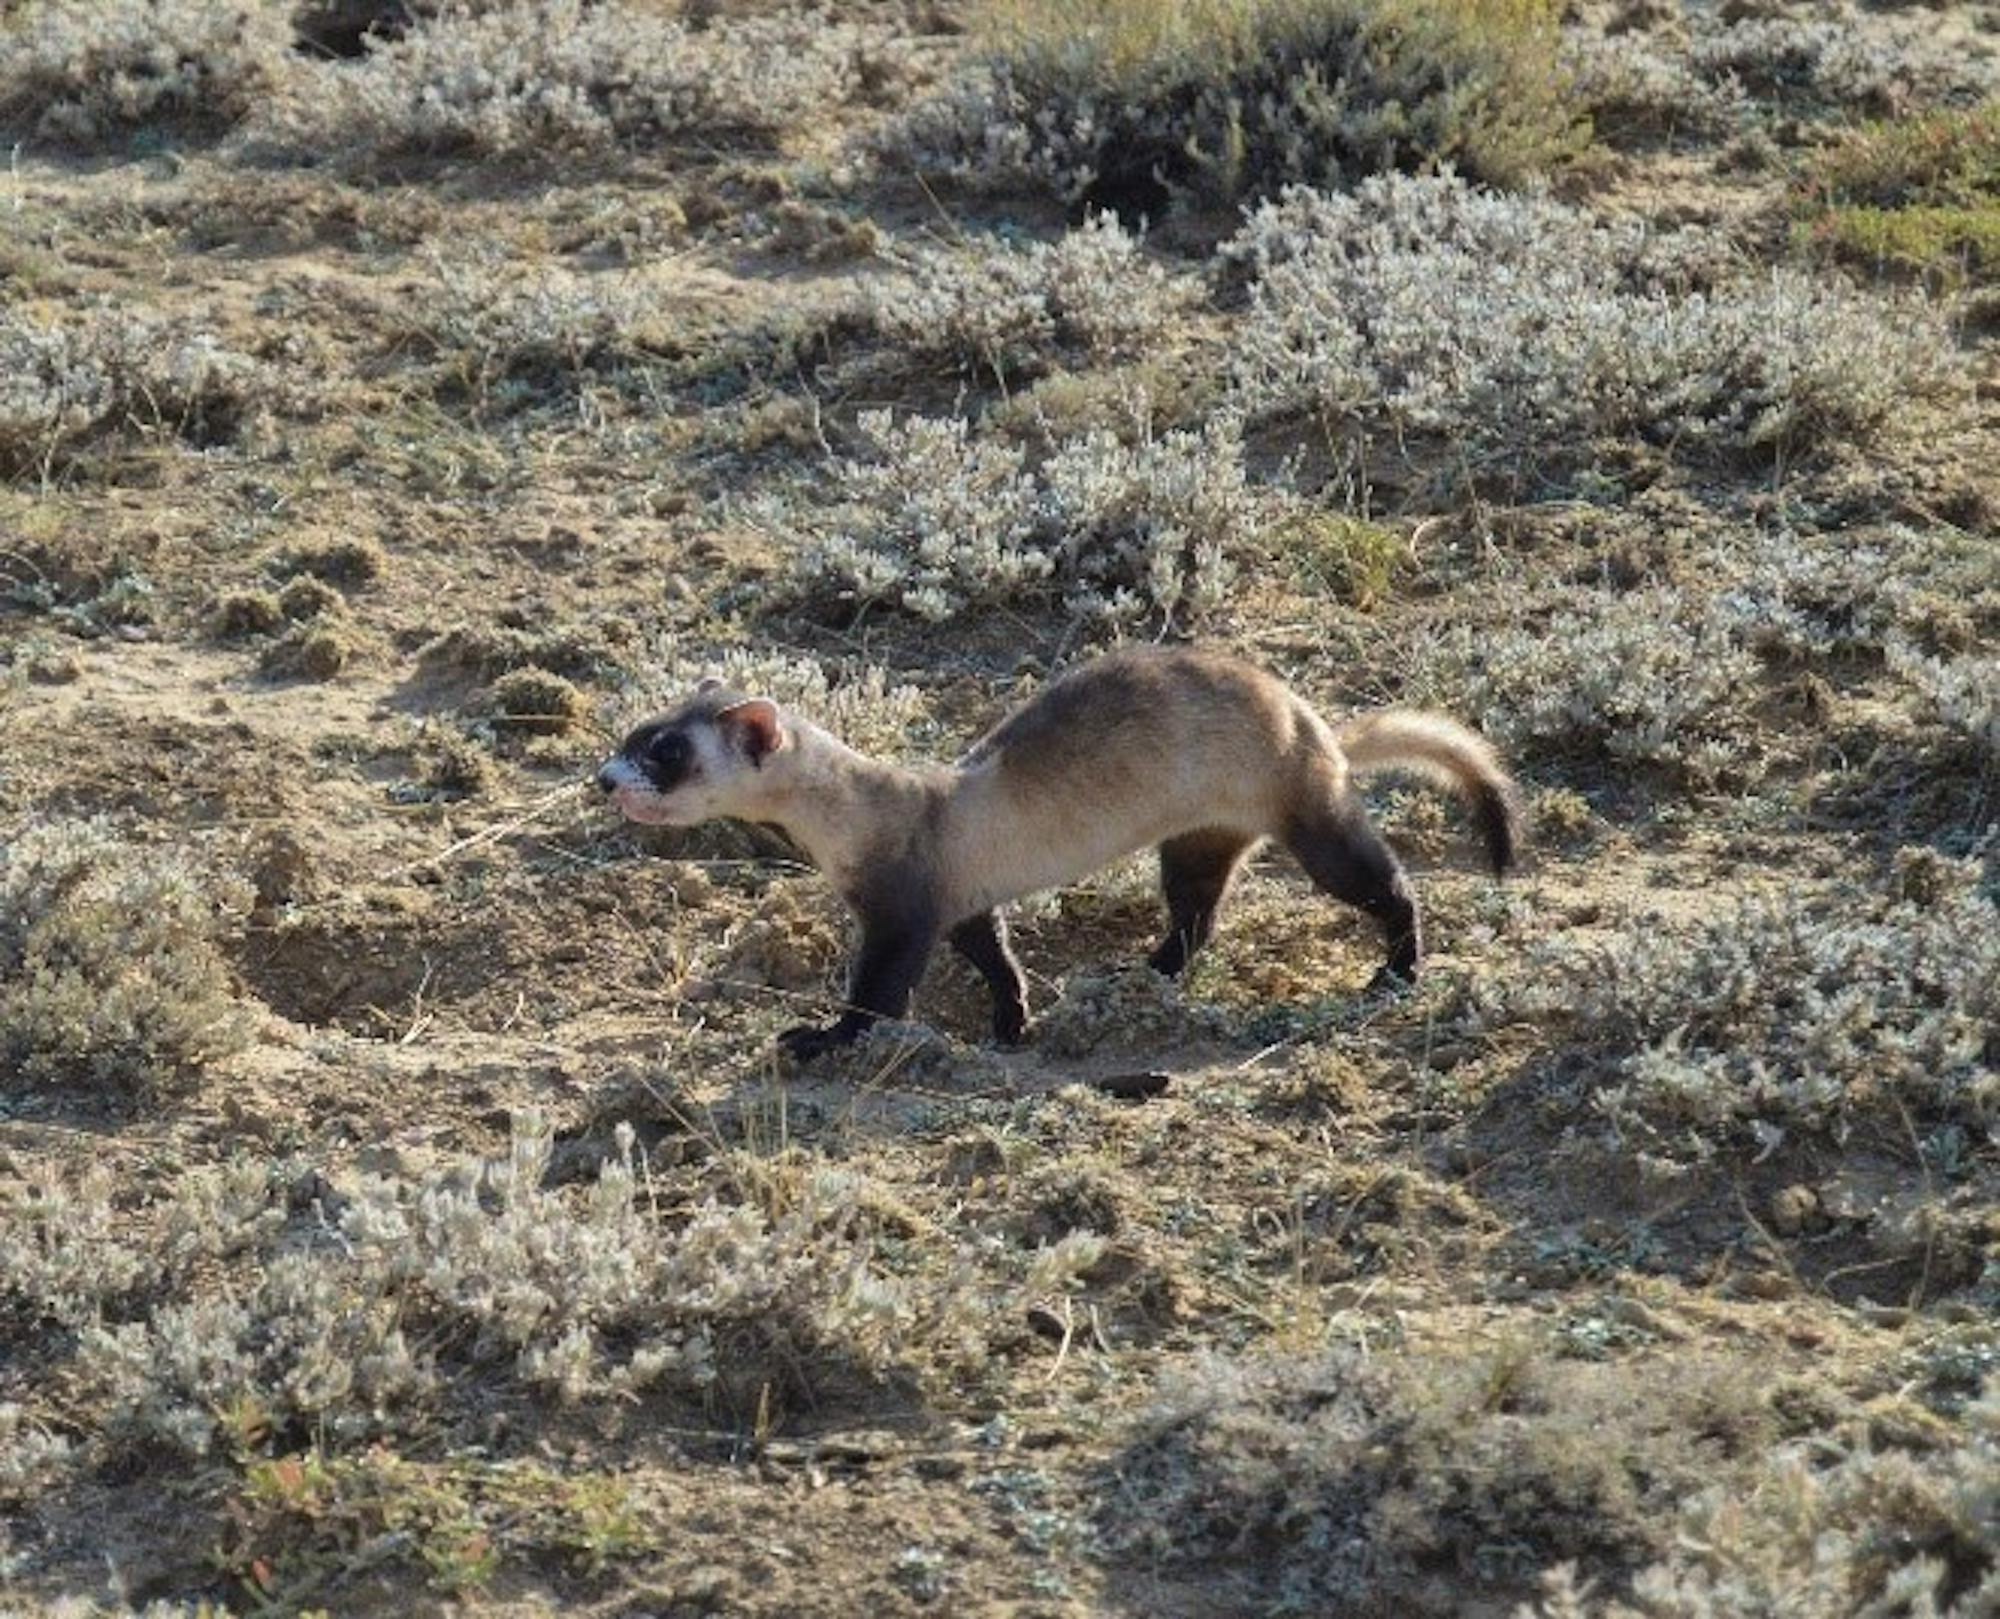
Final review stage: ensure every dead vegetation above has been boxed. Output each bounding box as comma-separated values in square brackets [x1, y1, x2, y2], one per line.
[0, 0, 1995, 1614]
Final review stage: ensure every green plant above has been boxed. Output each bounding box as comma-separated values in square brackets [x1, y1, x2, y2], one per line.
[1228, 174, 1952, 471]
[1276, 512, 1404, 608]
[1796, 101, 2000, 284]
[0, 306, 275, 479]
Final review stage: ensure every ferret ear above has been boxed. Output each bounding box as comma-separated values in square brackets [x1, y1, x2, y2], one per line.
[696, 676, 724, 694]
[716, 698, 784, 766]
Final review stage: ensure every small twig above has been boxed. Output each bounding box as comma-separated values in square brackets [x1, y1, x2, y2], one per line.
[1044, 1296, 1077, 1384]
[377, 780, 588, 880]
[1892, 1093, 1938, 1316]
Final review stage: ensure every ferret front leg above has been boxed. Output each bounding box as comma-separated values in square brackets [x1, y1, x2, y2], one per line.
[779, 909, 938, 1061]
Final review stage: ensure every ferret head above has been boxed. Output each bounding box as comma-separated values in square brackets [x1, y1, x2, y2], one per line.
[596, 679, 788, 827]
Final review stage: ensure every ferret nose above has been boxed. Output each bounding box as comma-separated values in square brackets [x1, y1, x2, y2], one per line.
[593, 765, 618, 795]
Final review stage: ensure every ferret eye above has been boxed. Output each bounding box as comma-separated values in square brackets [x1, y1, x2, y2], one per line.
[649, 733, 693, 778]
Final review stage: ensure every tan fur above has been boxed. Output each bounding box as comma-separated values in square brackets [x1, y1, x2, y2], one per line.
[605, 647, 1517, 924]
[1336, 709, 1503, 793]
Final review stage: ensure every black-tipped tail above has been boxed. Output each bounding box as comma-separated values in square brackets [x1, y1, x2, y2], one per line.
[1472, 781, 1523, 877]
[1336, 709, 1524, 877]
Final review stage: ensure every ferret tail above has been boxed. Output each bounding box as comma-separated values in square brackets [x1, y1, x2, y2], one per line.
[1335, 710, 1522, 875]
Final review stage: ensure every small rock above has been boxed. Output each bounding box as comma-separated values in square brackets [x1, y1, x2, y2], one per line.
[1768, 1183, 1819, 1236]
[1727, 1269, 1794, 1301]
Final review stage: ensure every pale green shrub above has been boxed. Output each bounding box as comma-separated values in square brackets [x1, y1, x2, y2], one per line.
[1887, 641, 2000, 764]
[0, 0, 291, 143]
[1, 1156, 282, 1335]
[0, 819, 251, 1100]
[405, 250, 660, 407]
[76, 1114, 976, 1454]
[1105, 1342, 1767, 1609]
[257, 0, 866, 159]
[1688, 17, 1967, 113]
[1565, 12, 1987, 147]
[1708, 526, 1969, 665]
[1411, 588, 1759, 784]
[0, 1401, 73, 1495]
[764, 408, 1261, 628]
[0, 1163, 148, 1327]
[1474, 858, 1997, 1165]
[895, 0, 1585, 207]
[1227, 174, 1952, 467]
[866, 213, 1197, 382]
[627, 644, 932, 759]
[0, 305, 273, 476]
[1523, 1380, 2000, 1618]
[1561, 31, 1738, 146]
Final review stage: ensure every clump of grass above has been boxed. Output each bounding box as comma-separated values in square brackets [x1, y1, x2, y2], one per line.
[1804, 100, 2000, 211]
[1472, 856, 1997, 1167]
[491, 666, 585, 737]
[0, 818, 250, 1102]
[276, 534, 387, 586]
[420, 615, 629, 683]
[1805, 206, 2000, 285]
[1036, 964, 1231, 1057]
[866, 213, 1197, 385]
[277, 574, 343, 622]
[419, 729, 492, 799]
[261, 621, 352, 681]
[0, 306, 275, 478]
[0, 0, 291, 145]
[1274, 512, 1404, 608]
[762, 406, 1267, 629]
[211, 587, 285, 639]
[216, 1449, 660, 1604]
[256, 0, 868, 161]
[1796, 100, 2000, 284]
[897, 0, 1586, 208]
[1227, 174, 1952, 474]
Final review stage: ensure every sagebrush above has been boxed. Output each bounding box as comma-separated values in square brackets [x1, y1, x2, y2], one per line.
[0, 818, 250, 1100]
[760, 407, 1262, 628]
[895, 0, 1585, 207]
[1226, 174, 1952, 472]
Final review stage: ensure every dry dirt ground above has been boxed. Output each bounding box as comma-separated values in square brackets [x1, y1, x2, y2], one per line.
[0, 1, 1996, 1615]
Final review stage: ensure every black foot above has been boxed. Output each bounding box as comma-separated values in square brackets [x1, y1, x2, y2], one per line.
[1364, 962, 1419, 999]
[778, 1022, 851, 1062]
[993, 998, 1029, 1046]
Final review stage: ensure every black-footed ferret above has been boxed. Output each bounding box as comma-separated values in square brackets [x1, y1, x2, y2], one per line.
[596, 646, 1520, 1060]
